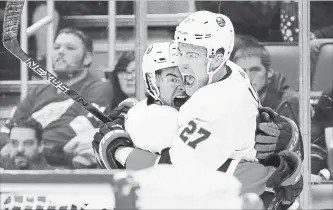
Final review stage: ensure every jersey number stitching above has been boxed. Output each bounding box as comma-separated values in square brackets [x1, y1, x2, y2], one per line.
[179, 120, 211, 149]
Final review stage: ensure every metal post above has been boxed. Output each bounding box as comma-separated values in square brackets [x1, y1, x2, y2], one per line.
[134, 0, 147, 100]
[108, 0, 116, 71]
[46, 0, 54, 74]
[188, 0, 196, 13]
[20, 1, 28, 100]
[299, 0, 311, 209]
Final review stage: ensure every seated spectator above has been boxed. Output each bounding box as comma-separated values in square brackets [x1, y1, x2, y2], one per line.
[0, 118, 52, 170]
[106, 51, 136, 108]
[311, 87, 333, 181]
[231, 35, 299, 122]
[0, 28, 114, 169]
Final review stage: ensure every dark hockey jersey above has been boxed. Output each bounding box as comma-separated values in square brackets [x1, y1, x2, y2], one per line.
[2, 72, 113, 167]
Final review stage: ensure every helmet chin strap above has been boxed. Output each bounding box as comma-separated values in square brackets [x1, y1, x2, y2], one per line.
[148, 85, 164, 105]
[206, 57, 226, 85]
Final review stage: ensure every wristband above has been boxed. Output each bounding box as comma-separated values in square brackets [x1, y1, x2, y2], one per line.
[319, 168, 331, 180]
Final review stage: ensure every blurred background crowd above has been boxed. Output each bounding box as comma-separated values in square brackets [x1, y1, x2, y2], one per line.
[0, 1, 332, 185]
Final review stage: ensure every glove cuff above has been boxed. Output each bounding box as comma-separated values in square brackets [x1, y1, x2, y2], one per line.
[319, 168, 331, 180]
[278, 151, 302, 186]
[281, 116, 300, 153]
[99, 130, 133, 169]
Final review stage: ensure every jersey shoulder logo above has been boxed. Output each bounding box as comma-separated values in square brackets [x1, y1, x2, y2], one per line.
[216, 17, 225, 27]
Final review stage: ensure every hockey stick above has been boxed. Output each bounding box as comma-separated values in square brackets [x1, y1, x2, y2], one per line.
[267, 111, 303, 210]
[2, 0, 111, 124]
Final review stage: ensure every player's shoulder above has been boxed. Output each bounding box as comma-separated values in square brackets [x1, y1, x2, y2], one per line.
[226, 60, 251, 83]
[226, 60, 244, 72]
[127, 99, 178, 123]
[125, 99, 179, 153]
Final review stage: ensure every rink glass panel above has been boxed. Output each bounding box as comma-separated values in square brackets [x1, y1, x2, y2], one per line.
[0, 0, 332, 209]
[309, 0, 333, 209]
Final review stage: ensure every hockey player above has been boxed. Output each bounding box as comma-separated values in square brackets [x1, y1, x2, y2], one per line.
[123, 41, 186, 154]
[93, 11, 303, 209]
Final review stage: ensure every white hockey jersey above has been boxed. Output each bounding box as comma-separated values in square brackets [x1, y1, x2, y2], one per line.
[169, 61, 260, 170]
[133, 164, 243, 209]
[125, 99, 179, 154]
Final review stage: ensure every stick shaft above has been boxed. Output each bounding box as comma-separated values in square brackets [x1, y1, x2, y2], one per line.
[2, 0, 111, 124]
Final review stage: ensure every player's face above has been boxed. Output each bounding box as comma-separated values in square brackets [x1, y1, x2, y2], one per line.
[53, 33, 91, 74]
[156, 67, 187, 110]
[118, 60, 136, 97]
[8, 127, 41, 169]
[178, 42, 208, 96]
[234, 56, 268, 94]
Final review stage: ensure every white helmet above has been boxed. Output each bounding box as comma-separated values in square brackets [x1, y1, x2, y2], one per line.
[174, 11, 235, 84]
[142, 41, 180, 101]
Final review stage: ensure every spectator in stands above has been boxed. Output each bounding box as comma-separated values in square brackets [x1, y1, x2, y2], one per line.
[231, 35, 299, 122]
[107, 51, 136, 108]
[311, 87, 333, 181]
[0, 118, 52, 170]
[0, 28, 114, 169]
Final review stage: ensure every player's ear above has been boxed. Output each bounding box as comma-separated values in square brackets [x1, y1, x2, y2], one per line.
[83, 51, 93, 67]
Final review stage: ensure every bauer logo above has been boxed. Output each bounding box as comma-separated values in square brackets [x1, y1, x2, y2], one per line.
[216, 17, 225, 27]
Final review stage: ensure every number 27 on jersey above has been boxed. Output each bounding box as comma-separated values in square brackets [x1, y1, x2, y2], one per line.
[179, 120, 211, 149]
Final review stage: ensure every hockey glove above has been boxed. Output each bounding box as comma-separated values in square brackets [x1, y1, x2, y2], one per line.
[92, 121, 133, 169]
[255, 107, 302, 161]
[109, 98, 138, 125]
[263, 150, 303, 205]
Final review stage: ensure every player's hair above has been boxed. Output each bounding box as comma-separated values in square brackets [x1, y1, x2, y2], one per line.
[231, 35, 271, 72]
[8, 118, 43, 144]
[56, 27, 93, 53]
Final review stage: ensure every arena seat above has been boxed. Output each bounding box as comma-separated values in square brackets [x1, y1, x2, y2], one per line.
[312, 40, 333, 92]
[264, 43, 300, 91]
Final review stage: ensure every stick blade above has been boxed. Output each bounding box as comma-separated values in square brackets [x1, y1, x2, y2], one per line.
[2, 0, 25, 42]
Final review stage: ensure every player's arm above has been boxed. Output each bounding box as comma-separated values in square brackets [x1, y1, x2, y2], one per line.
[92, 120, 164, 169]
[92, 97, 160, 169]
[94, 107, 303, 170]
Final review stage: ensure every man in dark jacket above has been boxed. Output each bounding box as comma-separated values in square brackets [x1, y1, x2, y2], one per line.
[231, 35, 299, 123]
